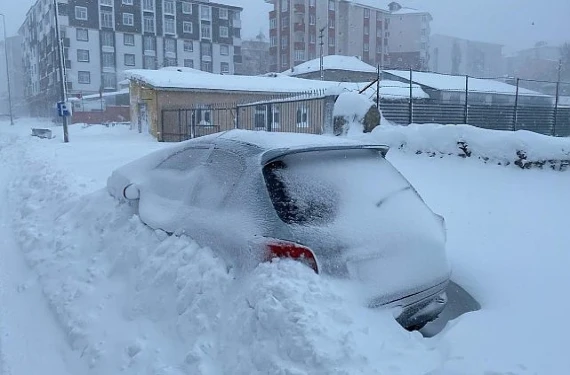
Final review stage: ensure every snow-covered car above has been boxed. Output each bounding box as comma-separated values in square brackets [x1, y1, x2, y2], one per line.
[107, 129, 451, 330]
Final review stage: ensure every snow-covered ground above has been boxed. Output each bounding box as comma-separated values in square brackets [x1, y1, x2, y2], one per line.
[0, 119, 569, 374]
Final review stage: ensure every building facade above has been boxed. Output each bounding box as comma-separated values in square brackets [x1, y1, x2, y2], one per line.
[0, 36, 26, 116]
[430, 34, 504, 78]
[236, 35, 270, 76]
[266, 0, 431, 73]
[19, 0, 243, 116]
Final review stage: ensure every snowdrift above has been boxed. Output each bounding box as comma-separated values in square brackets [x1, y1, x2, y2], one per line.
[361, 123, 570, 171]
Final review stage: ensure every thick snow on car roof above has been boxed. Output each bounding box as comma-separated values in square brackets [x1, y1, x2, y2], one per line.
[219, 129, 375, 150]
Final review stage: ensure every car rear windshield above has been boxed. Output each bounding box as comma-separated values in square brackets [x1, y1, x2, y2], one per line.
[262, 148, 412, 225]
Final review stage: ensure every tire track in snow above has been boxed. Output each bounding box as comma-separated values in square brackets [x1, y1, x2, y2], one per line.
[0, 133, 87, 375]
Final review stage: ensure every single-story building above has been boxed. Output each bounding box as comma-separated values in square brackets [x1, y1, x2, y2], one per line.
[68, 88, 130, 124]
[282, 55, 379, 82]
[126, 68, 363, 140]
[382, 70, 553, 106]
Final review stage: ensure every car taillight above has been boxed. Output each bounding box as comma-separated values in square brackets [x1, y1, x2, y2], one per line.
[262, 239, 319, 273]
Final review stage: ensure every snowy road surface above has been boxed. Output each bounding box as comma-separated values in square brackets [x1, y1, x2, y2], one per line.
[0, 134, 85, 375]
[1, 120, 570, 374]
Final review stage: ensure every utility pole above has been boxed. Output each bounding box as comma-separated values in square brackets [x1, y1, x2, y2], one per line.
[553, 59, 562, 136]
[319, 27, 325, 81]
[0, 14, 14, 125]
[53, 0, 69, 142]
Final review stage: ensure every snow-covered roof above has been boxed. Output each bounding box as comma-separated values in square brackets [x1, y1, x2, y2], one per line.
[384, 70, 550, 97]
[345, 0, 428, 14]
[559, 96, 570, 108]
[362, 80, 429, 100]
[283, 55, 377, 76]
[125, 69, 359, 94]
[68, 88, 129, 102]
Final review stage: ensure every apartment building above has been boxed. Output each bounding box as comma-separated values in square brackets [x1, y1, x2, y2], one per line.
[19, 0, 243, 116]
[266, 0, 431, 73]
[0, 36, 26, 116]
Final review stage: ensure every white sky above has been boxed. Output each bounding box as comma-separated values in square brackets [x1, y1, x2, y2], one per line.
[1, 0, 569, 51]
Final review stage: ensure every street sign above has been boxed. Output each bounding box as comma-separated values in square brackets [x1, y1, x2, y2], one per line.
[57, 101, 72, 117]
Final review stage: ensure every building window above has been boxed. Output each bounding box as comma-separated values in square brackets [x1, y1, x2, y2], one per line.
[201, 24, 211, 39]
[364, 24, 369, 35]
[296, 105, 308, 127]
[164, 18, 175, 34]
[102, 52, 115, 68]
[76, 28, 88, 41]
[164, 57, 177, 66]
[328, 18, 334, 28]
[122, 0, 133, 4]
[123, 13, 134, 26]
[143, 36, 155, 51]
[75, 6, 87, 20]
[143, 0, 154, 11]
[329, 36, 335, 46]
[364, 8, 370, 18]
[101, 31, 114, 47]
[219, 26, 229, 38]
[328, 0, 335, 11]
[281, 36, 288, 48]
[183, 40, 193, 52]
[234, 28, 240, 38]
[200, 5, 211, 20]
[221, 62, 230, 73]
[124, 33, 135, 46]
[144, 16, 155, 33]
[309, 33, 316, 44]
[309, 14, 316, 25]
[102, 72, 116, 89]
[201, 43, 212, 57]
[164, 38, 176, 53]
[270, 18, 276, 29]
[183, 21, 193, 33]
[184, 59, 194, 68]
[220, 44, 229, 55]
[77, 49, 89, 62]
[233, 12, 240, 20]
[377, 28, 382, 37]
[281, 16, 288, 30]
[100, 0, 112, 5]
[144, 55, 156, 69]
[101, 10, 113, 28]
[294, 49, 305, 61]
[219, 8, 228, 19]
[164, 0, 175, 15]
[281, 54, 287, 67]
[182, 2, 192, 14]
[281, 0, 288, 12]
[201, 61, 212, 72]
[364, 42, 369, 52]
[78, 71, 90, 84]
[270, 36, 277, 47]
[309, 0, 315, 6]
[124, 53, 135, 66]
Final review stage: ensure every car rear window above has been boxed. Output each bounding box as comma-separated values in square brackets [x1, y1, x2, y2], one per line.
[263, 149, 412, 226]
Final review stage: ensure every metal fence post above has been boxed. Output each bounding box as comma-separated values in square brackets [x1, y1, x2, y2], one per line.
[235, 105, 240, 129]
[513, 78, 520, 131]
[553, 74, 561, 137]
[376, 64, 380, 111]
[409, 68, 413, 124]
[464, 75, 469, 124]
[266, 103, 272, 132]
[323, 95, 336, 135]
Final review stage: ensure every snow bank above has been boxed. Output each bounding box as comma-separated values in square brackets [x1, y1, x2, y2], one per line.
[357, 123, 570, 170]
[333, 92, 379, 135]
[5, 123, 441, 375]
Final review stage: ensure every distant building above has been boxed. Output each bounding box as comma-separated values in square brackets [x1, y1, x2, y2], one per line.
[506, 43, 561, 82]
[266, 0, 431, 73]
[282, 55, 378, 82]
[429, 34, 504, 77]
[236, 35, 270, 76]
[0, 36, 26, 116]
[19, 0, 243, 117]
[383, 69, 552, 106]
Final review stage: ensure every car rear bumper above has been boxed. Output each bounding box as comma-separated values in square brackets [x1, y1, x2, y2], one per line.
[370, 280, 449, 329]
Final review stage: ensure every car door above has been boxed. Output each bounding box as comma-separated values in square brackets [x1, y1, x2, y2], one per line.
[137, 145, 212, 232]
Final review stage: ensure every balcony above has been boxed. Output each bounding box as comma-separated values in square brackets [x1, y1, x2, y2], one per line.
[294, 22, 305, 32]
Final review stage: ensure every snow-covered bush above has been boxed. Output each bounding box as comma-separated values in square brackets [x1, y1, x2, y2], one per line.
[333, 92, 380, 136]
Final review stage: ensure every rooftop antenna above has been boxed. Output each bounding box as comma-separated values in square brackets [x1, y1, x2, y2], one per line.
[319, 27, 325, 81]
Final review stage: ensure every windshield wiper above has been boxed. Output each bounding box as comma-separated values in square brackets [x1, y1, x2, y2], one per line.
[376, 186, 412, 208]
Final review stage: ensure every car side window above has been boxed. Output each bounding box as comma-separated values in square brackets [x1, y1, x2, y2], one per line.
[157, 146, 211, 171]
[190, 149, 246, 209]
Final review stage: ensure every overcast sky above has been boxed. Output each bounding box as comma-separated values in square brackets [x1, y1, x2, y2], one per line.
[2, 0, 569, 52]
